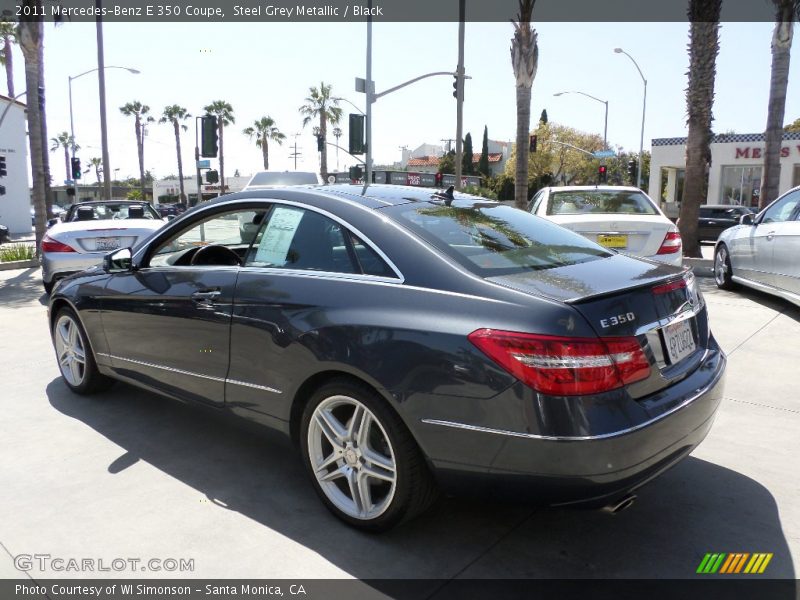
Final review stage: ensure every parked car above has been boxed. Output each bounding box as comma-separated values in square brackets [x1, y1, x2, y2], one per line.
[694, 205, 756, 242]
[41, 200, 167, 294]
[49, 185, 725, 531]
[714, 186, 800, 306]
[528, 186, 682, 266]
[0, 223, 9, 244]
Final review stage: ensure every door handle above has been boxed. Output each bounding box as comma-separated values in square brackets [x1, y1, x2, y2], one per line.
[192, 289, 221, 302]
[766, 231, 776, 241]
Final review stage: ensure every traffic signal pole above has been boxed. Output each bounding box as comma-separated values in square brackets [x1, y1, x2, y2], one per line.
[454, 0, 465, 191]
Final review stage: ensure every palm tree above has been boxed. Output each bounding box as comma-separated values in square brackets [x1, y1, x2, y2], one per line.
[89, 157, 103, 185]
[759, 0, 800, 209]
[50, 131, 78, 182]
[332, 127, 342, 171]
[119, 101, 154, 203]
[18, 2, 49, 252]
[159, 105, 191, 202]
[242, 116, 286, 170]
[0, 17, 16, 97]
[203, 100, 234, 193]
[510, 0, 539, 210]
[678, 0, 722, 258]
[299, 82, 342, 180]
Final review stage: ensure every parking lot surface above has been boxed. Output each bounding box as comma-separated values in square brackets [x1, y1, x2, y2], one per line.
[0, 266, 797, 584]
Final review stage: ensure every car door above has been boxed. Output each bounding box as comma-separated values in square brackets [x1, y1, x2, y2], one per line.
[766, 191, 800, 294]
[100, 207, 260, 406]
[225, 203, 401, 421]
[732, 195, 796, 287]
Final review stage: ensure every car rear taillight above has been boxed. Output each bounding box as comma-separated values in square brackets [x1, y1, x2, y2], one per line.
[41, 235, 76, 253]
[468, 329, 650, 396]
[657, 230, 682, 255]
[651, 278, 687, 295]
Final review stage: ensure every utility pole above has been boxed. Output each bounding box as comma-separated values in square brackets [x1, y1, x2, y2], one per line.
[454, 0, 465, 191]
[363, 0, 373, 194]
[289, 133, 302, 170]
[95, 0, 112, 200]
[440, 138, 455, 153]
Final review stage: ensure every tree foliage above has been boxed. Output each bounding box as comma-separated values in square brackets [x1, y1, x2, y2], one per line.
[784, 117, 800, 131]
[478, 125, 490, 177]
[462, 132, 474, 175]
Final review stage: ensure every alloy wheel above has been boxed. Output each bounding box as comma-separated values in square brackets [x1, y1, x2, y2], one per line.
[54, 314, 87, 387]
[307, 395, 397, 520]
[714, 247, 728, 286]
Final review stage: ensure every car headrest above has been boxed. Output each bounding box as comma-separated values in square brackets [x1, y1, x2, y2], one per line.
[76, 206, 95, 221]
[252, 212, 266, 225]
[128, 206, 145, 219]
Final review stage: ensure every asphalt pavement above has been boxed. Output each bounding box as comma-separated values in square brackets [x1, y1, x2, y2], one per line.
[0, 264, 797, 586]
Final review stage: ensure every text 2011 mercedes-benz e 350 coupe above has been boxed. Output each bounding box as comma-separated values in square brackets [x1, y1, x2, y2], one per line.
[48, 185, 725, 531]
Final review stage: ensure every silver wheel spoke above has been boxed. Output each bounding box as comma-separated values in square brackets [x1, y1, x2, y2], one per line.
[72, 345, 86, 363]
[69, 358, 82, 385]
[315, 451, 341, 474]
[315, 410, 346, 451]
[58, 324, 70, 348]
[355, 470, 373, 514]
[362, 448, 396, 482]
[320, 465, 347, 482]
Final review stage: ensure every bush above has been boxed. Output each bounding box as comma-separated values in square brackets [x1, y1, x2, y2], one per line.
[462, 184, 498, 200]
[0, 243, 36, 262]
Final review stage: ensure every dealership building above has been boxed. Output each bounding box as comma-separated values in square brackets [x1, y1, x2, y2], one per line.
[649, 131, 800, 213]
[0, 94, 32, 234]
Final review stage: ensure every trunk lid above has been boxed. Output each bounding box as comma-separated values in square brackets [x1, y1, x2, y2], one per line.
[549, 214, 672, 257]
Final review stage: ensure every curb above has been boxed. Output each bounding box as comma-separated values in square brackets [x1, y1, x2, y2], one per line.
[684, 258, 713, 278]
[0, 259, 39, 272]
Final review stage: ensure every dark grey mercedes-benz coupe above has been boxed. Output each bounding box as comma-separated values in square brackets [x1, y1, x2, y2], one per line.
[48, 184, 726, 531]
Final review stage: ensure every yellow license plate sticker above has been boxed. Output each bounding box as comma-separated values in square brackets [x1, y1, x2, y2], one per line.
[597, 234, 627, 248]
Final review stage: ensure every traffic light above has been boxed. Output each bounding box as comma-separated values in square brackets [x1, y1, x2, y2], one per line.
[0, 185, 5, 196]
[205, 170, 219, 184]
[452, 73, 458, 98]
[201, 116, 218, 157]
[348, 165, 363, 181]
[598, 164, 608, 184]
[0, 154, 6, 177]
[627, 159, 637, 184]
[316, 134, 324, 152]
[348, 114, 365, 155]
[529, 135, 537, 153]
[71, 157, 81, 179]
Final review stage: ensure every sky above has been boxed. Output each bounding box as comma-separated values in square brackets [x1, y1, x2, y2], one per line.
[5, 20, 800, 183]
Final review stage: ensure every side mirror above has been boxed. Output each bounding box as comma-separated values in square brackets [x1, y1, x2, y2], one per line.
[104, 247, 133, 273]
[47, 218, 59, 228]
[739, 213, 754, 226]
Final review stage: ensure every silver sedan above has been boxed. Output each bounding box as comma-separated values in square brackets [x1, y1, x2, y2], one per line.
[714, 186, 800, 306]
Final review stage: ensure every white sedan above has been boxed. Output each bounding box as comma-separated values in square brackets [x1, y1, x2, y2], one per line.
[41, 200, 168, 294]
[714, 185, 800, 306]
[528, 186, 682, 266]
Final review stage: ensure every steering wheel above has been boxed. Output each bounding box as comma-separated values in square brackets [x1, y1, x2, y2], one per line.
[189, 244, 242, 266]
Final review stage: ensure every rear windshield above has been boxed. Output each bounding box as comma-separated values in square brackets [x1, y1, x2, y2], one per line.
[547, 190, 658, 216]
[386, 201, 611, 276]
[248, 172, 319, 187]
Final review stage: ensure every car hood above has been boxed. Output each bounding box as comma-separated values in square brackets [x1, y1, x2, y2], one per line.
[487, 253, 685, 304]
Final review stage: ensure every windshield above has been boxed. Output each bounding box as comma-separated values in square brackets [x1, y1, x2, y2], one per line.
[247, 172, 319, 187]
[547, 190, 658, 216]
[67, 203, 160, 222]
[386, 201, 611, 276]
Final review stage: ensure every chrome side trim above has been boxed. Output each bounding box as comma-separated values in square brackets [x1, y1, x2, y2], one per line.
[731, 275, 800, 307]
[98, 353, 282, 394]
[226, 378, 282, 394]
[420, 364, 723, 441]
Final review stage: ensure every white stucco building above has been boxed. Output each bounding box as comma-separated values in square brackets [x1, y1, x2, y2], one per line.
[649, 132, 800, 214]
[0, 94, 32, 234]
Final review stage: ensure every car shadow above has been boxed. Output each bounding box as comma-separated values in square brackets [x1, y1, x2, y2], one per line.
[698, 278, 800, 323]
[45, 378, 796, 587]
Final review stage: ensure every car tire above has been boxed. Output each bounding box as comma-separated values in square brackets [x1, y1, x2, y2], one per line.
[714, 244, 736, 290]
[300, 378, 438, 531]
[52, 307, 113, 395]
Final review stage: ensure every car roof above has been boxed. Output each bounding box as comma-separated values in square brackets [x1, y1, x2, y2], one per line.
[69, 200, 151, 206]
[199, 184, 481, 210]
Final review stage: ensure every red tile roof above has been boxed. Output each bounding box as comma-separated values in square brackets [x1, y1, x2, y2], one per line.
[407, 153, 503, 167]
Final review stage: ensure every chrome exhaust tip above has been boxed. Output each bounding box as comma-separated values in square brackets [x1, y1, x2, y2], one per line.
[601, 494, 637, 515]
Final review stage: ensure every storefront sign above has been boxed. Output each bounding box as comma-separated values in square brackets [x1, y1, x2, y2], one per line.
[735, 146, 800, 159]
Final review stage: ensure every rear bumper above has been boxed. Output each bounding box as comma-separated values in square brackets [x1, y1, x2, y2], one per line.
[413, 344, 725, 505]
[644, 251, 683, 267]
[41, 251, 107, 283]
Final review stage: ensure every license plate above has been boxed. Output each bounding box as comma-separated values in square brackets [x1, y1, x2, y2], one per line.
[662, 319, 696, 364]
[597, 234, 627, 248]
[96, 237, 120, 251]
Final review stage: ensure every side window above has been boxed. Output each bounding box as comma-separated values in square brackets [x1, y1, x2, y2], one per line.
[762, 190, 800, 223]
[349, 232, 396, 278]
[149, 208, 264, 267]
[245, 206, 357, 274]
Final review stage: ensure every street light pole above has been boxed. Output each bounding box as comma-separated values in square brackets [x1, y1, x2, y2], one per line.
[454, 0, 465, 190]
[553, 90, 609, 150]
[95, 2, 112, 199]
[614, 48, 647, 189]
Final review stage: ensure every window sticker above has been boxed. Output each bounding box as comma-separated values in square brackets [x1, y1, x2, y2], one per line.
[254, 207, 305, 266]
